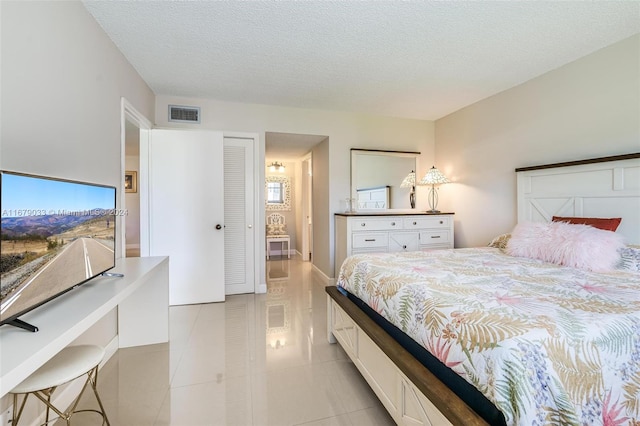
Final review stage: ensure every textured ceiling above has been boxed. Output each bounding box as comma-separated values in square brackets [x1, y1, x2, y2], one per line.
[84, 1, 640, 121]
[266, 132, 327, 161]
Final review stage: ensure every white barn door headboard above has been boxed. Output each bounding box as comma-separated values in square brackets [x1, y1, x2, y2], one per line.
[516, 153, 640, 245]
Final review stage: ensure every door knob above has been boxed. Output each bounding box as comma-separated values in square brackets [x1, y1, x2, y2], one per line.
[215, 224, 222, 230]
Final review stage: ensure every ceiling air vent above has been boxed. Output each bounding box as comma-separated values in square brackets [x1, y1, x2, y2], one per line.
[168, 105, 201, 123]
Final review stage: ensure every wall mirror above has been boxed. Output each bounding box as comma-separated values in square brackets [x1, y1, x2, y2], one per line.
[351, 149, 420, 210]
[266, 175, 291, 211]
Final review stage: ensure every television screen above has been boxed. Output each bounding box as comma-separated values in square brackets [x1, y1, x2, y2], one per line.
[0, 171, 117, 330]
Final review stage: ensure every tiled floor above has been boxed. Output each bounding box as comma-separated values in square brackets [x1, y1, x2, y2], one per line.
[82, 256, 395, 425]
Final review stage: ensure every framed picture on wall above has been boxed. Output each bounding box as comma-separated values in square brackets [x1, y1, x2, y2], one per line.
[125, 171, 137, 193]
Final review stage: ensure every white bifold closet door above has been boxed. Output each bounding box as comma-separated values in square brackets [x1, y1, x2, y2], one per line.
[150, 129, 225, 305]
[223, 137, 255, 295]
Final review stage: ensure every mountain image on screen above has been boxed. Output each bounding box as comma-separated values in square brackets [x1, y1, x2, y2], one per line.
[0, 171, 116, 329]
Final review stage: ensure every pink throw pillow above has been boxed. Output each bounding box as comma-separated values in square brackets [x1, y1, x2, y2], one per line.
[506, 221, 625, 272]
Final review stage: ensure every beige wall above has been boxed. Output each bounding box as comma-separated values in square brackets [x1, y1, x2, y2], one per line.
[0, 1, 154, 416]
[311, 138, 331, 274]
[435, 34, 640, 248]
[155, 95, 435, 277]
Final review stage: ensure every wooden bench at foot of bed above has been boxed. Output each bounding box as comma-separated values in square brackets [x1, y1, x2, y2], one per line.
[326, 286, 487, 426]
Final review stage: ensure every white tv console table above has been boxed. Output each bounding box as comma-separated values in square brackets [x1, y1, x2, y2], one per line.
[0, 256, 169, 398]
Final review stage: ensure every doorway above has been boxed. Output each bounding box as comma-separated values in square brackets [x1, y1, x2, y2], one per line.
[124, 119, 140, 257]
[120, 99, 152, 259]
[264, 132, 325, 264]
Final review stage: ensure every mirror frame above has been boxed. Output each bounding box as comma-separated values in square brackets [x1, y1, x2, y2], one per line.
[351, 148, 420, 210]
[265, 175, 291, 211]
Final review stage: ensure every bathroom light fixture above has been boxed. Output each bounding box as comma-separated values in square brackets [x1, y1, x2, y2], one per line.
[268, 161, 286, 173]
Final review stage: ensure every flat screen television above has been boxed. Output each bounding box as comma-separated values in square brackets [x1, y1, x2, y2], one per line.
[0, 171, 117, 332]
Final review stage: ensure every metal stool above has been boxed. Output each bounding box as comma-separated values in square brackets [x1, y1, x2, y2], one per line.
[11, 345, 110, 425]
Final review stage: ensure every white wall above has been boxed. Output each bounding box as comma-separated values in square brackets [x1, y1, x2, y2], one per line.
[435, 34, 640, 248]
[0, 0, 154, 416]
[155, 95, 435, 277]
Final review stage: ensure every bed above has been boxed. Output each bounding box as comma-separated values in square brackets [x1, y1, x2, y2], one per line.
[327, 153, 640, 425]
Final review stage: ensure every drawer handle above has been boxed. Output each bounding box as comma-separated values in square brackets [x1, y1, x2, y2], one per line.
[391, 222, 396, 226]
[431, 235, 441, 239]
[403, 245, 407, 249]
[413, 221, 417, 225]
[361, 223, 366, 227]
[364, 239, 376, 242]
[439, 221, 443, 224]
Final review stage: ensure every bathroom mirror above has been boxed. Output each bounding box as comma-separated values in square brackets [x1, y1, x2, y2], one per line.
[266, 175, 291, 211]
[351, 149, 420, 210]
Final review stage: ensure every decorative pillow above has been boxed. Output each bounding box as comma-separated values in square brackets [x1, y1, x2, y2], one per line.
[505, 221, 625, 272]
[617, 246, 640, 272]
[488, 233, 511, 250]
[551, 216, 622, 232]
[267, 224, 286, 235]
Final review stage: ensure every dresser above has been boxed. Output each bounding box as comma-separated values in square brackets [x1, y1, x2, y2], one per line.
[334, 212, 454, 278]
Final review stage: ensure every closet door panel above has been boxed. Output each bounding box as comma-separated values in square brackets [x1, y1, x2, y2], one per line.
[224, 137, 254, 295]
[150, 129, 225, 305]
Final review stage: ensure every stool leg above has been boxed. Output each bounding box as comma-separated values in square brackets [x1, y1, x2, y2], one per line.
[32, 387, 68, 423]
[45, 389, 53, 425]
[89, 366, 110, 426]
[12, 393, 29, 426]
[62, 366, 109, 425]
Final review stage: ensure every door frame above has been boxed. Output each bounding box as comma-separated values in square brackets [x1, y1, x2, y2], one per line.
[301, 153, 313, 261]
[120, 98, 152, 258]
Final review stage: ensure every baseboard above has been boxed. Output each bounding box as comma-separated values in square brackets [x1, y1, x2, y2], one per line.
[267, 249, 293, 257]
[103, 335, 119, 367]
[26, 336, 118, 426]
[312, 264, 335, 286]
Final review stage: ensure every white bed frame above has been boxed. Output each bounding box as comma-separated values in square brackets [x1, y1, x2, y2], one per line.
[517, 154, 640, 244]
[328, 153, 640, 426]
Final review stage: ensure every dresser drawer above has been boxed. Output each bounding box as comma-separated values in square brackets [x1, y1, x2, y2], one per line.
[351, 218, 402, 231]
[353, 233, 389, 249]
[419, 230, 451, 246]
[404, 216, 451, 229]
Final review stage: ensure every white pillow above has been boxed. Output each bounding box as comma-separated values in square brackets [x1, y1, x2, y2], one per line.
[505, 221, 625, 272]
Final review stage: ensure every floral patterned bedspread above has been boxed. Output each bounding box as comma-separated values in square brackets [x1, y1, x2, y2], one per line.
[336, 248, 640, 425]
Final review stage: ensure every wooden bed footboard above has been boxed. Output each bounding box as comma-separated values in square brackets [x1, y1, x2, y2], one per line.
[326, 286, 488, 426]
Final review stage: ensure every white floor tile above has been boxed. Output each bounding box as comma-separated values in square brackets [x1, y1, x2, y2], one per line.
[84, 256, 392, 425]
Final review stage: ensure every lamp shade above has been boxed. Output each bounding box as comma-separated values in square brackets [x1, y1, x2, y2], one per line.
[419, 166, 450, 186]
[400, 171, 416, 188]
